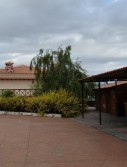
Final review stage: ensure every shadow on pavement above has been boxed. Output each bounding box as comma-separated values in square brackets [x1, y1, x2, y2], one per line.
[75, 107, 127, 141]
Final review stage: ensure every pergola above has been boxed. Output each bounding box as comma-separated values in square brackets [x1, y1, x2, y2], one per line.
[79, 66, 127, 125]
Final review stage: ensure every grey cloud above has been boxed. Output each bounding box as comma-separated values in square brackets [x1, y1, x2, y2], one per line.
[0, 0, 127, 75]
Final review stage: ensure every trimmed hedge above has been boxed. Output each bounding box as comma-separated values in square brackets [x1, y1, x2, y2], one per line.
[0, 89, 82, 117]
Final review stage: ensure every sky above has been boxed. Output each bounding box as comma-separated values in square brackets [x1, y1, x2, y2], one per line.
[0, 0, 127, 75]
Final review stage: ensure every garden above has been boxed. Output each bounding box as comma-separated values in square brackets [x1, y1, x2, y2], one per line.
[0, 46, 94, 117]
[0, 89, 81, 117]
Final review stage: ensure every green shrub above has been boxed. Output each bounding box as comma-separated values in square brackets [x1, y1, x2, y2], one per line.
[40, 89, 80, 117]
[10, 96, 26, 112]
[25, 97, 46, 115]
[33, 89, 43, 96]
[0, 96, 25, 111]
[1, 90, 15, 98]
[0, 89, 83, 117]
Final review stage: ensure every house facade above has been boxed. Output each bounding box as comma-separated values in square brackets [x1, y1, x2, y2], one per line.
[0, 62, 35, 91]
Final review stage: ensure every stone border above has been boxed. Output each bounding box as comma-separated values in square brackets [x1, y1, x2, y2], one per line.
[0, 111, 62, 118]
[44, 113, 62, 118]
[0, 111, 39, 116]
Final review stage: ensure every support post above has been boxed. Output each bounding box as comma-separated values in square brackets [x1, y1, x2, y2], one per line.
[81, 82, 84, 118]
[115, 80, 117, 116]
[98, 82, 102, 125]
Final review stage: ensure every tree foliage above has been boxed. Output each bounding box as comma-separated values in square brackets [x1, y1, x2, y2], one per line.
[30, 46, 94, 98]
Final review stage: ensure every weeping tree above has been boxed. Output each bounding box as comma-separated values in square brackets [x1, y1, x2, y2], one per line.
[30, 46, 94, 98]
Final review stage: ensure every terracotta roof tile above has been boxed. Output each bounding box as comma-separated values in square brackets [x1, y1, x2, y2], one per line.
[0, 65, 35, 80]
[0, 65, 34, 74]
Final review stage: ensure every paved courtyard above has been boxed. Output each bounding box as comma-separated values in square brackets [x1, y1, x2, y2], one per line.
[75, 108, 127, 141]
[0, 115, 127, 166]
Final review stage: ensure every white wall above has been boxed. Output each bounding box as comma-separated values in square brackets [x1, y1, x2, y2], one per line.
[0, 80, 34, 89]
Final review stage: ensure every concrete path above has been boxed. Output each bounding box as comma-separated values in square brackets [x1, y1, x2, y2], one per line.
[75, 108, 127, 141]
[0, 115, 127, 166]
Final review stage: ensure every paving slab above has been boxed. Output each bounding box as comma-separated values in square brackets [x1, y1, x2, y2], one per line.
[0, 115, 127, 166]
[75, 108, 127, 141]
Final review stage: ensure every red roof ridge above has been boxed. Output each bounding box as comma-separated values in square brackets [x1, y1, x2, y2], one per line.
[0, 64, 35, 75]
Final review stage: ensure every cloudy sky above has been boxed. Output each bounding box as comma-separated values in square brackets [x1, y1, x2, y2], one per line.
[0, 0, 127, 75]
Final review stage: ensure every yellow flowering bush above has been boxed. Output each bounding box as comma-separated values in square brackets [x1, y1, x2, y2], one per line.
[0, 89, 82, 117]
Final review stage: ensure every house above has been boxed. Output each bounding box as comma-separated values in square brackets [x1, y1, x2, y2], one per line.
[0, 62, 35, 95]
[94, 81, 127, 116]
[79, 66, 127, 124]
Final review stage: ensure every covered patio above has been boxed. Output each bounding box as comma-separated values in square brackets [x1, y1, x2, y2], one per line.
[79, 66, 127, 125]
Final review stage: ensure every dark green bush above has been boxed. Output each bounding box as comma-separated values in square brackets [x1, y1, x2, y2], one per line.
[0, 96, 25, 111]
[1, 90, 15, 98]
[0, 89, 83, 117]
[33, 89, 43, 96]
